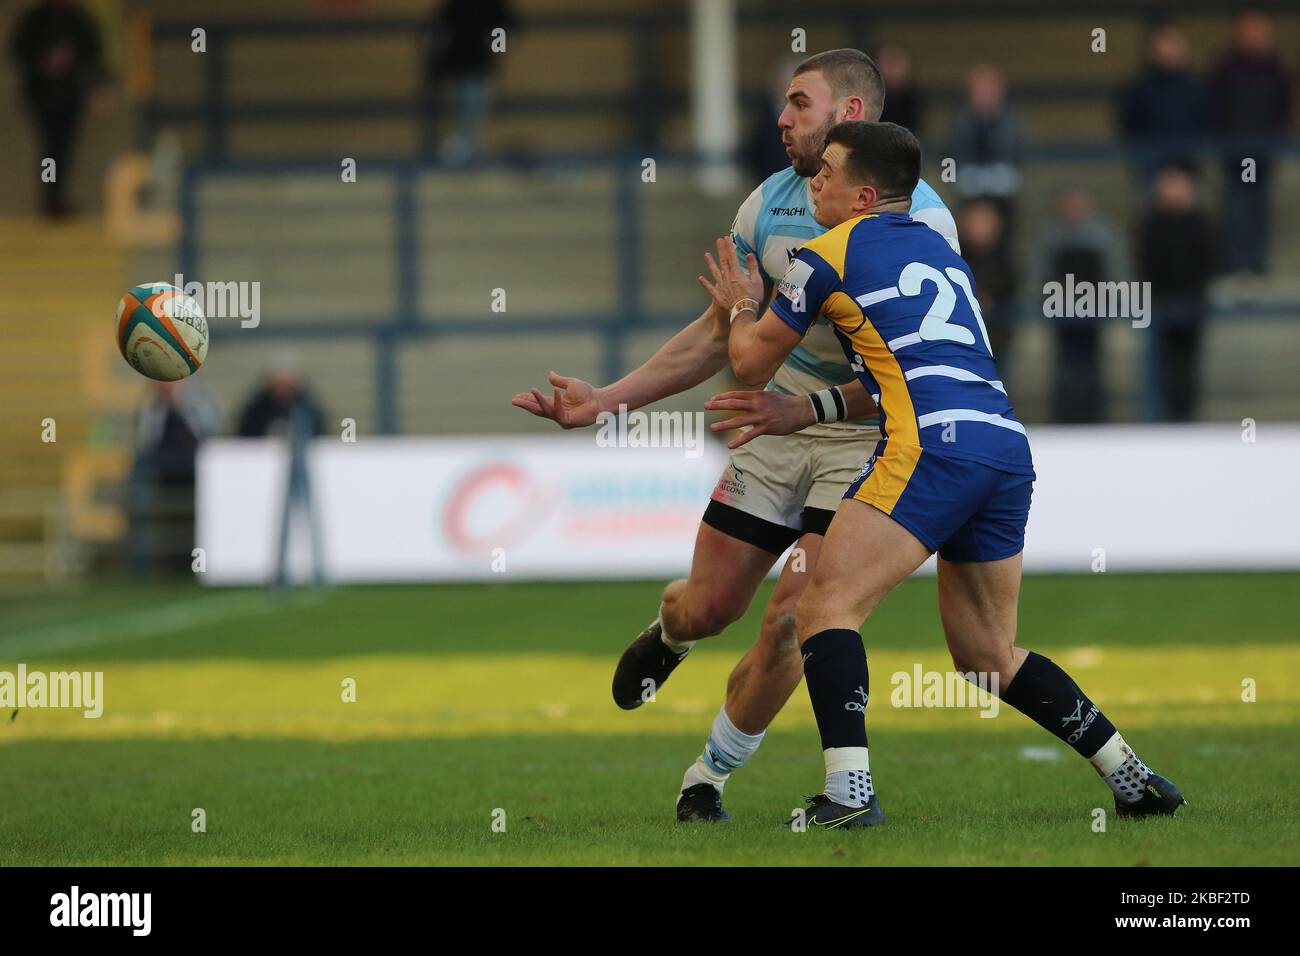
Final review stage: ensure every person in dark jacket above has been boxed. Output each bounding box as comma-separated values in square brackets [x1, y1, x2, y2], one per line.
[1037, 188, 1123, 424]
[422, 0, 517, 165]
[237, 364, 327, 439]
[958, 199, 1017, 373]
[1207, 10, 1293, 273]
[877, 46, 921, 135]
[945, 63, 1026, 242]
[1119, 20, 1207, 184]
[1139, 164, 1216, 422]
[128, 379, 222, 575]
[8, 0, 108, 217]
[744, 56, 801, 183]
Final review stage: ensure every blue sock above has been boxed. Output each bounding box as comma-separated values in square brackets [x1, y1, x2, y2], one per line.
[802, 628, 870, 750]
[683, 706, 764, 792]
[1000, 651, 1118, 759]
[802, 628, 874, 807]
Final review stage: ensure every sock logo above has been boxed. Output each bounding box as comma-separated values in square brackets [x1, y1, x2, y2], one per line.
[1061, 698, 1083, 726]
[844, 686, 869, 712]
[1061, 698, 1099, 744]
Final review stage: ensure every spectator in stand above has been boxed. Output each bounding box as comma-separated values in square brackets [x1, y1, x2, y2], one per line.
[1037, 188, 1124, 424]
[877, 46, 921, 135]
[128, 379, 222, 575]
[1139, 164, 1216, 422]
[422, 0, 517, 166]
[1207, 9, 1293, 274]
[237, 360, 328, 439]
[1119, 20, 1207, 184]
[743, 56, 801, 183]
[237, 359, 329, 586]
[945, 63, 1026, 240]
[958, 199, 1017, 373]
[8, 0, 110, 218]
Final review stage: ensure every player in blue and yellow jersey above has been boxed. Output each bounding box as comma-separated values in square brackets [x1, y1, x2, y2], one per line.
[515, 51, 962, 823]
[703, 121, 1185, 828]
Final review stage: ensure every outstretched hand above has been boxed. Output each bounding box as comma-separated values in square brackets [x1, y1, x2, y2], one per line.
[698, 237, 765, 318]
[510, 371, 603, 429]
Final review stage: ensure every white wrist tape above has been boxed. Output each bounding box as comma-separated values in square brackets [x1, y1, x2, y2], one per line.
[729, 298, 759, 324]
[808, 386, 849, 424]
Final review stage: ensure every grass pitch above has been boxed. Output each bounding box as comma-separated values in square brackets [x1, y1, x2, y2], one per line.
[1, 573, 1297, 866]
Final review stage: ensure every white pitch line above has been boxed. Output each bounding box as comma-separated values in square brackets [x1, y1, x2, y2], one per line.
[0, 591, 323, 659]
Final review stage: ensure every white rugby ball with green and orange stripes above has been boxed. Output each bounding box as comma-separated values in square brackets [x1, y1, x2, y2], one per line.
[115, 282, 208, 381]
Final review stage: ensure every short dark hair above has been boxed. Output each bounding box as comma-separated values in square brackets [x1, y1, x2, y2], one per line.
[793, 48, 885, 120]
[823, 121, 920, 201]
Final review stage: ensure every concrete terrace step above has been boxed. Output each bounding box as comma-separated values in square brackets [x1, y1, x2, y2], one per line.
[0, 217, 125, 499]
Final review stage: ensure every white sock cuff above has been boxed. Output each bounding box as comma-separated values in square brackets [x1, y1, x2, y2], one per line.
[1089, 731, 1130, 776]
[684, 757, 728, 791]
[716, 705, 765, 745]
[823, 746, 870, 774]
[657, 607, 695, 653]
[656, 607, 672, 643]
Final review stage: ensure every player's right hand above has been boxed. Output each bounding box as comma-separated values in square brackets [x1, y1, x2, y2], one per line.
[705, 388, 816, 449]
[511, 371, 603, 429]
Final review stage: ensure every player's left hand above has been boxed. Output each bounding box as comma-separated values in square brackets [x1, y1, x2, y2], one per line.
[698, 237, 764, 318]
[705, 388, 816, 449]
[510, 371, 602, 429]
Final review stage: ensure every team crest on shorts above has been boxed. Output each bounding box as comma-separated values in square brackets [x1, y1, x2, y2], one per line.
[714, 463, 746, 500]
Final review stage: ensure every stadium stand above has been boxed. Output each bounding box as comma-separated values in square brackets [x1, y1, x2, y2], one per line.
[0, 0, 1296, 580]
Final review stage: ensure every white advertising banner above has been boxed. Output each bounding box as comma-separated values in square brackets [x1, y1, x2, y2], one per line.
[197, 435, 729, 583]
[196, 426, 1300, 584]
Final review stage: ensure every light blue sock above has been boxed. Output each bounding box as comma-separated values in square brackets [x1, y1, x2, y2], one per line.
[682, 706, 765, 792]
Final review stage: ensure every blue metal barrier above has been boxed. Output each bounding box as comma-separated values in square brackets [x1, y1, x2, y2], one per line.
[181, 155, 673, 434]
[179, 151, 1299, 433]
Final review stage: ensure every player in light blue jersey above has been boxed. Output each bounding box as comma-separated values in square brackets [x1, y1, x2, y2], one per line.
[513, 50, 959, 823]
[703, 121, 1185, 827]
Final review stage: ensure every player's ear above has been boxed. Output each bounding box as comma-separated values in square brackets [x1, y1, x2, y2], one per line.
[858, 183, 876, 213]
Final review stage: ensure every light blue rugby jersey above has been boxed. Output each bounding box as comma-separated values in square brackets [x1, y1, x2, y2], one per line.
[730, 166, 959, 431]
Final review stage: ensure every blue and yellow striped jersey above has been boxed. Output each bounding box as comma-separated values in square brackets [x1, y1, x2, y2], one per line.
[731, 167, 957, 430]
[770, 211, 1033, 476]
